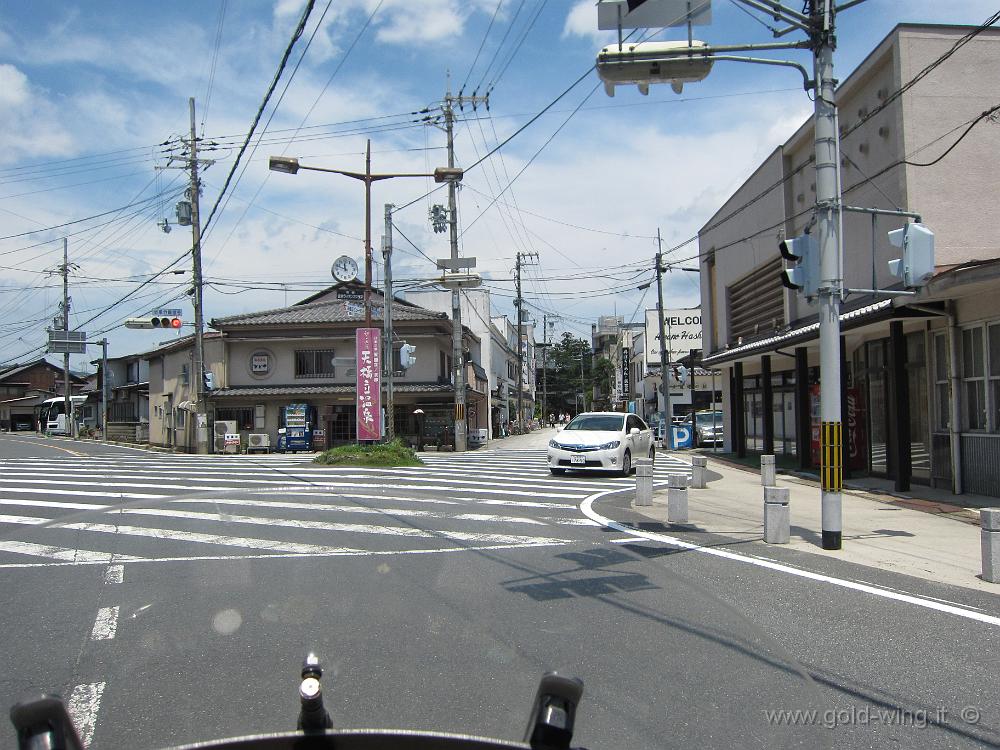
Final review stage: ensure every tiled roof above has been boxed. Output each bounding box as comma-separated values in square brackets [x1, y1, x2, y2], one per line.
[210, 383, 454, 398]
[211, 298, 447, 328]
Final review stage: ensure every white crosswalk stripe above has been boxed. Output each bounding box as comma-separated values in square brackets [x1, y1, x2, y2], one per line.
[0, 448, 691, 565]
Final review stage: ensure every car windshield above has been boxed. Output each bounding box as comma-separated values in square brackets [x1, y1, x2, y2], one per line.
[696, 412, 723, 426]
[564, 415, 624, 432]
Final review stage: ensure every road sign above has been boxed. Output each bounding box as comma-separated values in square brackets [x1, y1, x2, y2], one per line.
[671, 425, 694, 449]
[47, 330, 87, 354]
[597, 0, 711, 30]
[436, 257, 476, 271]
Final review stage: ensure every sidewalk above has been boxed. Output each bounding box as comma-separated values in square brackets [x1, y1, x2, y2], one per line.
[626, 452, 997, 594]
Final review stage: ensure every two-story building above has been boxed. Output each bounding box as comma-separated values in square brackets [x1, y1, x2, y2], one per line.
[0, 359, 87, 431]
[405, 288, 517, 443]
[142, 282, 488, 452]
[698, 23, 1000, 498]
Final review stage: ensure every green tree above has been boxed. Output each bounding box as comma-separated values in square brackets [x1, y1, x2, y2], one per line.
[542, 333, 595, 417]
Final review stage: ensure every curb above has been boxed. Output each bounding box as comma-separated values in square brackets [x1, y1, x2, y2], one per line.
[664, 449, 982, 527]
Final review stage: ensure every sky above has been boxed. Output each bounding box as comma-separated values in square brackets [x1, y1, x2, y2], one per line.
[0, 0, 996, 371]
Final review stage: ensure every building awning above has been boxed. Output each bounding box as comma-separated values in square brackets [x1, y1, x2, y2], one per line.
[210, 383, 455, 399]
[702, 299, 944, 367]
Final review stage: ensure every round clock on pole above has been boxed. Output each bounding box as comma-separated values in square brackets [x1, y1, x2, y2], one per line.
[332, 255, 358, 282]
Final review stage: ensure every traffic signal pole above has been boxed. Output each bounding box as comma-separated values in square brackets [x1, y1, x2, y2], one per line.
[811, 0, 843, 550]
[655, 230, 672, 443]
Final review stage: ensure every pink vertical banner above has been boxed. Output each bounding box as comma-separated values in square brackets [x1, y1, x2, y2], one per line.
[356, 327, 382, 441]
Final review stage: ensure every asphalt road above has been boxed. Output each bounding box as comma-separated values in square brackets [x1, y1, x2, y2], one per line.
[1, 434, 998, 749]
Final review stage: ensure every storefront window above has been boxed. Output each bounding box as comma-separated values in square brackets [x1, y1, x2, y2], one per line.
[907, 332, 929, 480]
[933, 333, 949, 432]
[962, 327, 986, 430]
[990, 324, 1000, 432]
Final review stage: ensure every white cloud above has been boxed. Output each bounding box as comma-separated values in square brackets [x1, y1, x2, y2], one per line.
[0, 65, 76, 165]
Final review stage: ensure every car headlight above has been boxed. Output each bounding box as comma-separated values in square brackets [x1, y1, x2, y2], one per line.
[597, 440, 621, 450]
[548, 439, 560, 449]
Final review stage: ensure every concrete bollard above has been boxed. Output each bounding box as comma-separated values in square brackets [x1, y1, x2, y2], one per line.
[982, 508, 1000, 584]
[634, 458, 653, 507]
[761, 454, 776, 486]
[691, 455, 708, 489]
[667, 475, 689, 524]
[763, 486, 790, 544]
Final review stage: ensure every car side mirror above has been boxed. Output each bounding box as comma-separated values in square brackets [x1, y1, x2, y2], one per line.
[629, 427, 640, 435]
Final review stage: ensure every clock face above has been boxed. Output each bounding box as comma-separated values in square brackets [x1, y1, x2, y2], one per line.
[332, 255, 358, 282]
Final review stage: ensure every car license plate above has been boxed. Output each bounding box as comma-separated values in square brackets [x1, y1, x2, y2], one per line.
[570, 454, 586, 465]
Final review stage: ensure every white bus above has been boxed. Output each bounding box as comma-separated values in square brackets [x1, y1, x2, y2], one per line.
[39, 395, 87, 435]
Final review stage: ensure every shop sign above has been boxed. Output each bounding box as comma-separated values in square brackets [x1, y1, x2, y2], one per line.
[356, 328, 382, 441]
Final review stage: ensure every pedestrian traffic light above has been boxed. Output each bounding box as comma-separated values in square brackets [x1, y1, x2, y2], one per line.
[779, 233, 819, 298]
[124, 315, 183, 330]
[888, 222, 935, 288]
[399, 343, 416, 369]
[204, 370, 215, 391]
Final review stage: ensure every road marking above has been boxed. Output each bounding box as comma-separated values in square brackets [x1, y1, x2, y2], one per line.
[104, 564, 124, 584]
[0, 539, 572, 568]
[167, 497, 549, 525]
[66, 682, 105, 748]
[0, 540, 143, 563]
[117, 508, 571, 546]
[90, 606, 119, 640]
[580, 494, 1000, 628]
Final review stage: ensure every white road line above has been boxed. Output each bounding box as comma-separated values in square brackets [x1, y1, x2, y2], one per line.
[0, 498, 105, 511]
[66, 682, 105, 748]
[90, 606, 119, 640]
[0, 540, 143, 563]
[0, 515, 366, 555]
[0, 539, 572, 569]
[580, 495, 1000, 628]
[104, 564, 124, 584]
[167, 497, 549, 525]
[119, 508, 571, 546]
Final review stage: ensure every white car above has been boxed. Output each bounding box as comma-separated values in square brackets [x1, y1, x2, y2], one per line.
[547, 412, 655, 476]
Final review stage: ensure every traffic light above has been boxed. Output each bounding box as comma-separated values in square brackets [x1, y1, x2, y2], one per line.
[888, 222, 935, 288]
[124, 316, 183, 330]
[204, 370, 215, 391]
[779, 233, 819, 298]
[399, 343, 416, 369]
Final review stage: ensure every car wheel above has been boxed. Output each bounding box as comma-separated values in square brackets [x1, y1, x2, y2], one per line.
[550, 467, 566, 475]
[620, 449, 632, 477]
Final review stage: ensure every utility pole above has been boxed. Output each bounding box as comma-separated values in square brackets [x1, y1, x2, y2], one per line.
[382, 203, 395, 442]
[187, 97, 207, 454]
[811, 0, 843, 550]
[514, 250, 538, 432]
[61, 238, 72, 437]
[441, 86, 487, 451]
[100, 338, 109, 442]
[655, 230, 672, 444]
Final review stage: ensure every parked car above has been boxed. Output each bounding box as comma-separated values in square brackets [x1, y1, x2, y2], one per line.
[547, 411, 655, 476]
[685, 410, 724, 447]
[12, 417, 34, 431]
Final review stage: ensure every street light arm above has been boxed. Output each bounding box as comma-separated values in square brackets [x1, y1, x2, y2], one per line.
[709, 55, 813, 91]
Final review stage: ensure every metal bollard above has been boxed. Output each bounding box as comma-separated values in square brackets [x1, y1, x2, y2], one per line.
[634, 458, 653, 507]
[667, 475, 689, 524]
[761, 454, 776, 486]
[763, 486, 790, 544]
[982, 508, 1000, 584]
[691, 456, 708, 489]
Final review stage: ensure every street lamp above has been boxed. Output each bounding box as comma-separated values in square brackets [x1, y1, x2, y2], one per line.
[268, 142, 462, 328]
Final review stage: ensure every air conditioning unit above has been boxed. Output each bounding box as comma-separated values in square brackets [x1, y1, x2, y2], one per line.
[214, 420, 238, 453]
[248, 433, 270, 452]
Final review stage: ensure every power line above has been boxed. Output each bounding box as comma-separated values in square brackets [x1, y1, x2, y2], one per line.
[198, 0, 317, 237]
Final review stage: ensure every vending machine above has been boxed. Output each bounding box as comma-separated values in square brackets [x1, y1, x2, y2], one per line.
[279, 403, 314, 452]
